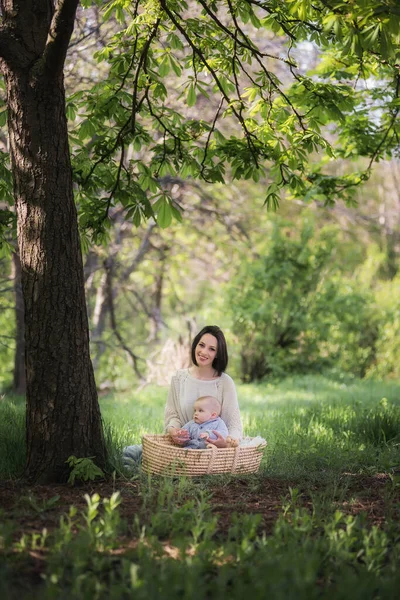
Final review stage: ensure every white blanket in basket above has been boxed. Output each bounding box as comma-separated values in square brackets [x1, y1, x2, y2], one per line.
[239, 436, 266, 447]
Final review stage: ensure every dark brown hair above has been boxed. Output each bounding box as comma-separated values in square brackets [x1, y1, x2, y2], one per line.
[191, 325, 228, 375]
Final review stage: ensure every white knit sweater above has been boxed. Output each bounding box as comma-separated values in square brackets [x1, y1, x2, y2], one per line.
[164, 368, 243, 440]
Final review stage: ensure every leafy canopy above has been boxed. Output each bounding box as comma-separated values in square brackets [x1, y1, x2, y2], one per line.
[1, 0, 400, 241]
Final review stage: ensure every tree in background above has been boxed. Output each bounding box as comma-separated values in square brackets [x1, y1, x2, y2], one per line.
[227, 219, 338, 380]
[0, 0, 399, 482]
[225, 217, 382, 381]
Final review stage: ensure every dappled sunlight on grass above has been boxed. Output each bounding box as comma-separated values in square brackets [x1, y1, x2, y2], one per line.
[239, 387, 318, 406]
[100, 385, 167, 410]
[1, 375, 400, 482]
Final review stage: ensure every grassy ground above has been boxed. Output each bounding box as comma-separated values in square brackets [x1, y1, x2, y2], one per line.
[1, 374, 400, 598]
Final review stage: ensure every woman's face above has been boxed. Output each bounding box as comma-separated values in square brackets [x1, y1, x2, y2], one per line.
[195, 334, 218, 368]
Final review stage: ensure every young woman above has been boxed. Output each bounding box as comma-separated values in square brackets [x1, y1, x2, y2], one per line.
[122, 325, 242, 469]
[165, 325, 242, 448]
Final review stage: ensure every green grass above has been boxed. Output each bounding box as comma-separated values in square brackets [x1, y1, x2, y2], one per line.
[2, 374, 400, 481]
[99, 374, 400, 483]
[238, 375, 400, 483]
[0, 393, 25, 479]
[1, 375, 400, 599]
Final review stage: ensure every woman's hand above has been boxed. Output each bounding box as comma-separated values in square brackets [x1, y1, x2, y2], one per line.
[205, 431, 228, 448]
[168, 427, 189, 446]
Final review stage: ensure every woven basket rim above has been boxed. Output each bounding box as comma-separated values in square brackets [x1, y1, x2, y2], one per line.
[142, 433, 267, 449]
[142, 433, 266, 476]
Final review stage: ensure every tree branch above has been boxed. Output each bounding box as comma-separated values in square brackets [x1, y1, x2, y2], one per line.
[104, 257, 145, 382]
[367, 75, 400, 171]
[196, 0, 296, 67]
[160, 1, 260, 166]
[121, 221, 156, 281]
[226, 0, 306, 132]
[42, 0, 80, 76]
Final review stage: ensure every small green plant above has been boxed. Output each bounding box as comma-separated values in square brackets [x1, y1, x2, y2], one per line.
[66, 455, 104, 485]
[19, 493, 60, 513]
[282, 486, 303, 516]
[14, 528, 49, 552]
[83, 492, 122, 551]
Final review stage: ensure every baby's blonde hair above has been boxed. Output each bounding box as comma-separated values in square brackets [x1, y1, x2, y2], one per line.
[194, 395, 221, 416]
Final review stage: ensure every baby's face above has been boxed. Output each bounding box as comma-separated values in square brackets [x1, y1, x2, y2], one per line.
[193, 401, 215, 424]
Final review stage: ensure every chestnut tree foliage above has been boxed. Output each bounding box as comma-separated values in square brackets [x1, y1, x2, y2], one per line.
[69, 0, 400, 238]
[0, 1, 399, 236]
[0, 0, 399, 481]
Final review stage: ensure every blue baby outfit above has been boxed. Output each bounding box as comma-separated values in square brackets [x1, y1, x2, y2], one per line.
[182, 416, 229, 449]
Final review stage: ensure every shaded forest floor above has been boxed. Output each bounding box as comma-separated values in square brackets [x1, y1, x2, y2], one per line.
[1, 472, 399, 597]
[1, 471, 397, 542]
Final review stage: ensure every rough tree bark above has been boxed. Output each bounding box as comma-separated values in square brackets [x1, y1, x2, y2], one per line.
[11, 250, 26, 395]
[0, 1, 106, 482]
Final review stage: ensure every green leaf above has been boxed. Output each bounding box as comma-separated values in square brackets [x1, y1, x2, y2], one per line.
[218, 76, 235, 96]
[155, 198, 173, 228]
[79, 119, 96, 141]
[158, 57, 170, 77]
[169, 55, 182, 77]
[66, 456, 104, 486]
[104, 1, 117, 21]
[66, 103, 77, 121]
[126, 206, 142, 227]
[249, 10, 261, 28]
[187, 83, 197, 107]
[264, 191, 280, 211]
[170, 204, 183, 223]
[168, 33, 184, 50]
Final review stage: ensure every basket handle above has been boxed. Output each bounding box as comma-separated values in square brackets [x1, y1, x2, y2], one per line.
[206, 444, 218, 474]
[231, 446, 240, 473]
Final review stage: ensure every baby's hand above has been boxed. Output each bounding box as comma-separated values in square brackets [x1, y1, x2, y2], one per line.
[199, 433, 208, 439]
[226, 436, 239, 448]
[169, 427, 189, 446]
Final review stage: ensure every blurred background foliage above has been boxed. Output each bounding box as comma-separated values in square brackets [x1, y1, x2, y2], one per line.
[2, 165, 400, 390]
[1, 1, 400, 391]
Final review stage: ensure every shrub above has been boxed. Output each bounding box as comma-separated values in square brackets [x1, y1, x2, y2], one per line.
[226, 218, 338, 381]
[225, 218, 384, 381]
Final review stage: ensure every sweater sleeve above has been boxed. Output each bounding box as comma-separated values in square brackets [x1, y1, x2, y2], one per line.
[164, 375, 183, 431]
[220, 374, 243, 440]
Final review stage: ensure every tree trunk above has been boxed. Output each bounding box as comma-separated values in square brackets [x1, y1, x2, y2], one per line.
[0, 2, 106, 482]
[148, 248, 168, 342]
[11, 250, 26, 395]
[91, 270, 109, 372]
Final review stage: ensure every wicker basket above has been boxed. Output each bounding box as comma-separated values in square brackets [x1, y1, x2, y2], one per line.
[142, 434, 266, 477]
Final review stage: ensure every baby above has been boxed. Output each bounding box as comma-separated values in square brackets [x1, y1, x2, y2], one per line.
[182, 395, 228, 449]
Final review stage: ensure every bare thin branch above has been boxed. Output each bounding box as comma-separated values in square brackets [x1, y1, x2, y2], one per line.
[121, 221, 157, 281]
[104, 257, 145, 382]
[201, 97, 224, 180]
[367, 75, 400, 171]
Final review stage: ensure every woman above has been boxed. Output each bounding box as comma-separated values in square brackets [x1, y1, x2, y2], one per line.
[122, 325, 242, 469]
[165, 325, 242, 448]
